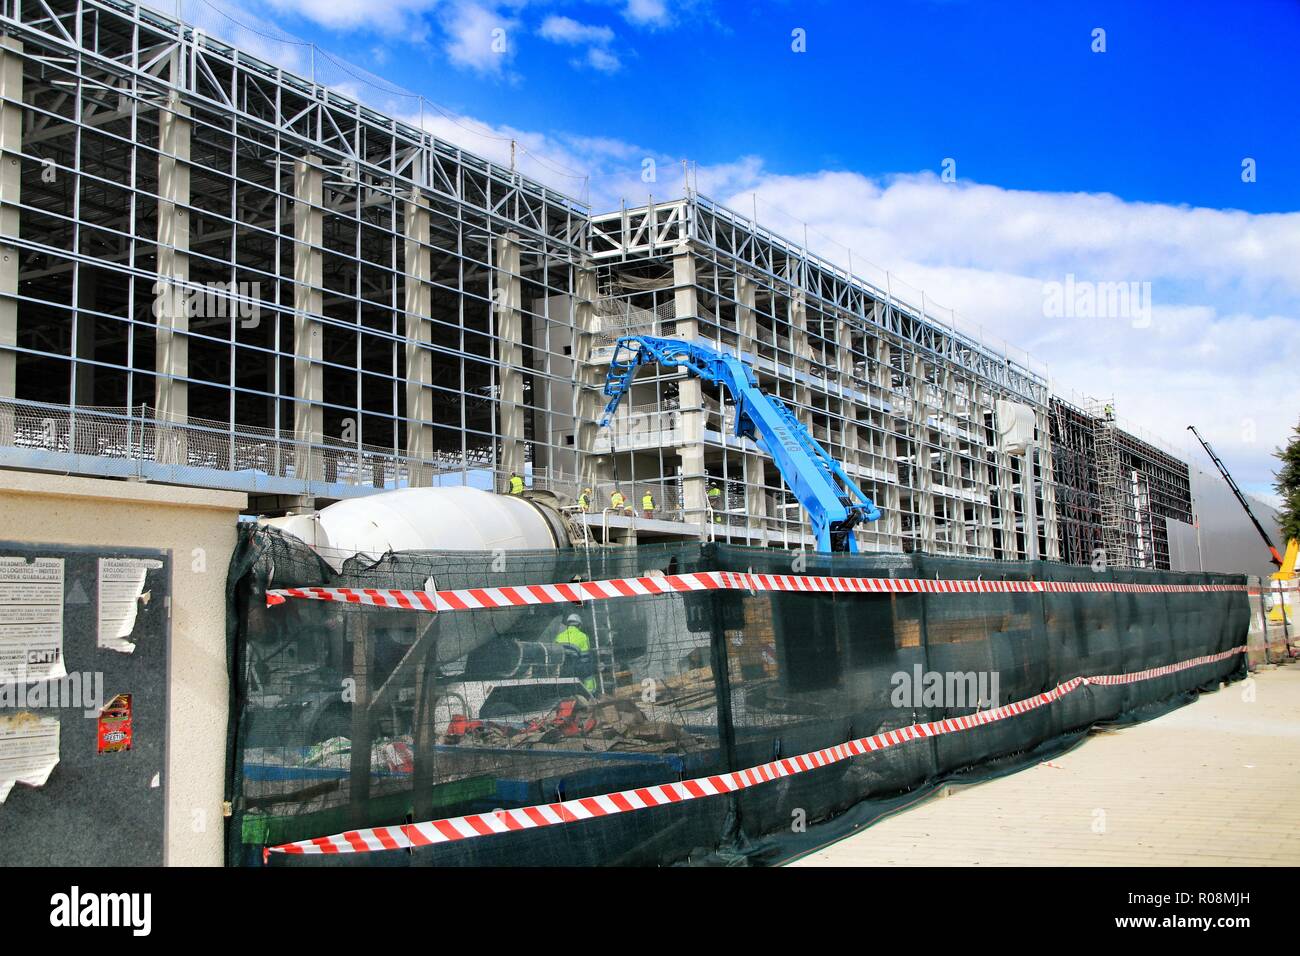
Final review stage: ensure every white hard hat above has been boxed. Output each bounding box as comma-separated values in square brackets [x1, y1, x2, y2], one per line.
[565, 613, 581, 626]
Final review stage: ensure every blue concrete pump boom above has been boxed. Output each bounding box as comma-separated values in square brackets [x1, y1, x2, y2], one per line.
[599, 335, 882, 553]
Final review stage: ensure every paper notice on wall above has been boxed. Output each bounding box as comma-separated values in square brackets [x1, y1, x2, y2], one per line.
[0, 711, 60, 804]
[97, 558, 163, 654]
[0, 556, 66, 683]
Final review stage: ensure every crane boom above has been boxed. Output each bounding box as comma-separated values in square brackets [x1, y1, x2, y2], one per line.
[600, 335, 881, 552]
[1186, 424, 1283, 567]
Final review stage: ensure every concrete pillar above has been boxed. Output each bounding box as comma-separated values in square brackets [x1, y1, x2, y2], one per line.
[837, 315, 857, 383]
[787, 288, 819, 500]
[403, 191, 434, 486]
[573, 260, 609, 489]
[494, 232, 524, 488]
[911, 353, 934, 550]
[155, 91, 191, 464]
[836, 312, 860, 468]
[876, 337, 902, 550]
[293, 156, 324, 482]
[735, 273, 765, 530]
[736, 273, 757, 346]
[1037, 403, 1060, 560]
[975, 385, 996, 558]
[0, 38, 20, 446]
[672, 241, 707, 529]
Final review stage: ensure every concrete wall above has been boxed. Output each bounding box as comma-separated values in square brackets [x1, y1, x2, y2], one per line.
[1167, 463, 1284, 578]
[0, 471, 245, 865]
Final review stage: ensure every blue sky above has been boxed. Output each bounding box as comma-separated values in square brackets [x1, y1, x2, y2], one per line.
[189, 0, 1300, 499]
[244, 0, 1300, 213]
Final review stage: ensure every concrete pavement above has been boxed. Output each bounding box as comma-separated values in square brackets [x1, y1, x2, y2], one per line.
[790, 664, 1300, 866]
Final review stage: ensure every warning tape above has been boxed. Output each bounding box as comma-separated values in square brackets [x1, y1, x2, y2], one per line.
[266, 570, 1248, 614]
[264, 644, 1246, 859]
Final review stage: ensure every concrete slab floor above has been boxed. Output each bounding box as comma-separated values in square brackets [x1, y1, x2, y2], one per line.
[790, 664, 1300, 867]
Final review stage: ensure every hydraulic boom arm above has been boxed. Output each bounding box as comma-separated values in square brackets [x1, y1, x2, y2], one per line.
[600, 335, 881, 552]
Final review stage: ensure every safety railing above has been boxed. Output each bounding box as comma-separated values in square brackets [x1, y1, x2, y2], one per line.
[590, 405, 683, 453]
[591, 298, 677, 348]
[0, 397, 464, 496]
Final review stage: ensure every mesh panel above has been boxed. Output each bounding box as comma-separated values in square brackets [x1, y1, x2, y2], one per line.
[224, 529, 1249, 867]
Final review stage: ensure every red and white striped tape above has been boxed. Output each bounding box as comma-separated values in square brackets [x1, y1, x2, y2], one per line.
[266, 570, 1248, 614]
[264, 644, 1245, 859]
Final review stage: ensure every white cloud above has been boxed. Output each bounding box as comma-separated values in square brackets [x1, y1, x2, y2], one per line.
[261, 0, 438, 36]
[410, 109, 610, 200]
[578, 47, 622, 72]
[623, 0, 670, 27]
[539, 14, 622, 73]
[440, 2, 519, 75]
[539, 15, 615, 46]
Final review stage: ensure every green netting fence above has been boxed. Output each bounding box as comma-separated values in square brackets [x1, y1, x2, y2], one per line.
[224, 526, 1249, 866]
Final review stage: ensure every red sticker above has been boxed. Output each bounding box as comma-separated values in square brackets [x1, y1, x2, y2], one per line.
[97, 694, 133, 753]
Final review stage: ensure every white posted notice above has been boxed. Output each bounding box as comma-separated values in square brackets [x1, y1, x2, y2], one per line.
[0, 712, 60, 804]
[0, 556, 66, 682]
[97, 558, 163, 654]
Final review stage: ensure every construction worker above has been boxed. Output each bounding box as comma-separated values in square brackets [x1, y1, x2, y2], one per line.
[610, 487, 626, 513]
[642, 490, 655, 519]
[554, 613, 596, 693]
[509, 471, 524, 495]
[578, 487, 592, 512]
[1103, 404, 1114, 422]
[707, 481, 722, 523]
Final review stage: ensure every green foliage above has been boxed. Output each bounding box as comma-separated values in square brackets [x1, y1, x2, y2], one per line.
[1275, 419, 1300, 544]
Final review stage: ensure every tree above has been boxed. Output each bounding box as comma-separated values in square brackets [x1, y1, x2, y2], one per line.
[1276, 419, 1300, 544]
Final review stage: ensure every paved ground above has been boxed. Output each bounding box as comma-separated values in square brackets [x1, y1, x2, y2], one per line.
[791, 664, 1300, 866]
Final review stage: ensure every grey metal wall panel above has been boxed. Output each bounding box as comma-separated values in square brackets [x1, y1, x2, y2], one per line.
[1168, 464, 1283, 578]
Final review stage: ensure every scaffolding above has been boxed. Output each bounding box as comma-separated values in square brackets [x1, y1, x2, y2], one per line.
[1053, 397, 1191, 570]
[1050, 398, 1103, 566]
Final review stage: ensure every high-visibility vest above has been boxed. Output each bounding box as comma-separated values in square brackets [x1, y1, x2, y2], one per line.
[708, 486, 721, 501]
[555, 626, 596, 692]
[554, 626, 590, 653]
[610, 492, 625, 509]
[509, 474, 524, 494]
[642, 493, 655, 511]
[578, 492, 591, 511]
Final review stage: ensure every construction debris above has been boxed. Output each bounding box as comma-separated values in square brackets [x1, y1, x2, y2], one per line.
[441, 696, 700, 753]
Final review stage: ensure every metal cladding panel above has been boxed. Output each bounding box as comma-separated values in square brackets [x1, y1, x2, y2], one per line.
[1168, 465, 1284, 578]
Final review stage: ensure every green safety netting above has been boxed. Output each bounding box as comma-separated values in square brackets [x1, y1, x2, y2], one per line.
[224, 526, 1248, 867]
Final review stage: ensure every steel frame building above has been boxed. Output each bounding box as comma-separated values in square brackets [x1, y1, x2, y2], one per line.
[0, 0, 1189, 566]
[0, 0, 589, 511]
[585, 196, 1057, 558]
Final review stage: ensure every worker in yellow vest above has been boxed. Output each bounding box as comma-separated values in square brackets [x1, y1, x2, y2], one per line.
[554, 613, 596, 693]
[578, 487, 592, 512]
[641, 491, 655, 519]
[509, 472, 524, 495]
[707, 482, 722, 523]
[610, 488, 626, 513]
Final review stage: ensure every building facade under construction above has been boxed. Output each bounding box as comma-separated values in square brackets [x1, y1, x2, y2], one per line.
[0, 0, 1197, 568]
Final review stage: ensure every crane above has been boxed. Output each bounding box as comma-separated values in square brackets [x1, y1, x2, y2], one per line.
[1186, 424, 1283, 568]
[599, 335, 881, 553]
